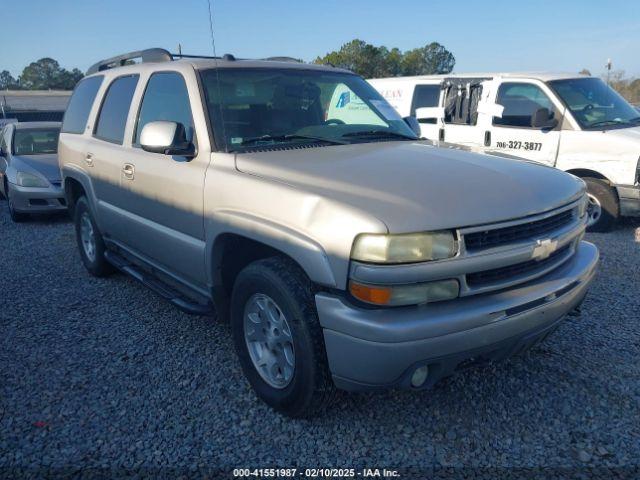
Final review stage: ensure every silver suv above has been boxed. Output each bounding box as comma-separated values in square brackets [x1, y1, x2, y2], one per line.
[59, 48, 599, 417]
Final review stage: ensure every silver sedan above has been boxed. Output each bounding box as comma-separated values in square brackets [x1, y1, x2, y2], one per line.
[0, 121, 66, 222]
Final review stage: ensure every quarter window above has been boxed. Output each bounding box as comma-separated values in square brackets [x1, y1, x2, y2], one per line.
[493, 82, 556, 128]
[94, 75, 139, 144]
[61, 76, 104, 134]
[134, 72, 194, 145]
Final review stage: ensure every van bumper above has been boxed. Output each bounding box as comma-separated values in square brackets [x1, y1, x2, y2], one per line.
[616, 184, 640, 217]
[315, 241, 598, 391]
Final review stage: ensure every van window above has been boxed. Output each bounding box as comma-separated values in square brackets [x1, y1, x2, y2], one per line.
[61, 76, 104, 134]
[443, 82, 482, 126]
[493, 82, 556, 128]
[411, 85, 440, 124]
[94, 75, 139, 144]
[134, 72, 194, 145]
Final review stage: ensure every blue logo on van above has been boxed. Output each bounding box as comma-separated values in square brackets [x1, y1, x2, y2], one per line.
[336, 92, 350, 108]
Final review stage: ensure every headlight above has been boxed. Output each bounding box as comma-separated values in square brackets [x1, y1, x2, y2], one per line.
[16, 171, 48, 188]
[351, 231, 456, 264]
[350, 279, 459, 306]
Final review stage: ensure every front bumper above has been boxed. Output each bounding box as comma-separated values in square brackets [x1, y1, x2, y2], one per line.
[8, 182, 67, 214]
[316, 241, 598, 391]
[616, 184, 640, 217]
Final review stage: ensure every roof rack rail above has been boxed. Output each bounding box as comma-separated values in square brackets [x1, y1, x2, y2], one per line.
[262, 56, 302, 63]
[86, 48, 173, 75]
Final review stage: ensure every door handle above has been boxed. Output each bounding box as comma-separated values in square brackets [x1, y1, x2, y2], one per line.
[85, 153, 94, 167]
[484, 131, 491, 147]
[122, 163, 135, 180]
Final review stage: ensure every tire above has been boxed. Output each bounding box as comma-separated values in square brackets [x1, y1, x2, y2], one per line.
[230, 256, 337, 418]
[583, 177, 619, 232]
[74, 196, 114, 277]
[6, 181, 27, 222]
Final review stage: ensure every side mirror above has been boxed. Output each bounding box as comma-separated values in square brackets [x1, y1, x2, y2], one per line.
[403, 116, 421, 137]
[140, 121, 195, 157]
[477, 102, 504, 118]
[531, 108, 558, 129]
[414, 106, 445, 123]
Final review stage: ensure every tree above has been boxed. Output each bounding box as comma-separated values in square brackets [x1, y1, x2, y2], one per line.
[0, 70, 20, 89]
[401, 42, 456, 76]
[19, 58, 83, 90]
[579, 68, 591, 76]
[314, 40, 455, 78]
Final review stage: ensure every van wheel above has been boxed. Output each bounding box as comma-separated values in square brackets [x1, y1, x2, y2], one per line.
[230, 256, 337, 418]
[583, 177, 619, 232]
[74, 196, 114, 277]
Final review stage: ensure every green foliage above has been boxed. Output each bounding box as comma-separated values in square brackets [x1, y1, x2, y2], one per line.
[314, 39, 455, 78]
[1, 58, 84, 90]
[607, 70, 640, 105]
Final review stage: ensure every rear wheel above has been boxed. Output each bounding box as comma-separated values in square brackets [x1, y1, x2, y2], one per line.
[230, 256, 337, 418]
[74, 196, 114, 277]
[583, 177, 619, 232]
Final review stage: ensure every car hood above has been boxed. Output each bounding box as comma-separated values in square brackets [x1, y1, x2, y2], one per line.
[602, 125, 640, 143]
[235, 141, 585, 232]
[12, 154, 61, 181]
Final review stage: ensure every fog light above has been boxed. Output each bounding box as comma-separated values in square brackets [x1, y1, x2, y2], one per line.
[411, 365, 429, 387]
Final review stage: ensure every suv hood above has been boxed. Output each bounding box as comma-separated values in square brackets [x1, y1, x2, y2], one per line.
[12, 154, 61, 182]
[236, 142, 585, 232]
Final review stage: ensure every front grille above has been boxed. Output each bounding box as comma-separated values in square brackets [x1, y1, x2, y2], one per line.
[466, 244, 571, 287]
[465, 209, 575, 251]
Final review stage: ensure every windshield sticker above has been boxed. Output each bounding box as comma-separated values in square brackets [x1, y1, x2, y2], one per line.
[371, 100, 403, 121]
[230, 137, 243, 145]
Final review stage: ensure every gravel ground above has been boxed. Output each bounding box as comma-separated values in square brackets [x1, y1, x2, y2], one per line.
[1, 202, 639, 479]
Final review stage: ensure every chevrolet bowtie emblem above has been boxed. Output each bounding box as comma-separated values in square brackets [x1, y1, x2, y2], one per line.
[532, 238, 558, 261]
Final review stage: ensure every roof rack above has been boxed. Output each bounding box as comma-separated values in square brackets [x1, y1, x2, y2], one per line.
[87, 48, 304, 75]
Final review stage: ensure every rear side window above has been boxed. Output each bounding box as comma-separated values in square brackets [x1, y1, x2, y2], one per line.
[411, 85, 440, 124]
[61, 76, 104, 134]
[444, 82, 483, 126]
[94, 75, 139, 144]
[134, 72, 194, 145]
[493, 82, 556, 128]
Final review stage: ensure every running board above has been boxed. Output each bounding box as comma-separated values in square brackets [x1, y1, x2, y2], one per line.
[104, 250, 214, 316]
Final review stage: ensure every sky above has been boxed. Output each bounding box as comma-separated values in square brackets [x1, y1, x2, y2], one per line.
[1, 0, 639, 79]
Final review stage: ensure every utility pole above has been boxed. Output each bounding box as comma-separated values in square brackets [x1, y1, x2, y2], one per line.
[606, 58, 612, 85]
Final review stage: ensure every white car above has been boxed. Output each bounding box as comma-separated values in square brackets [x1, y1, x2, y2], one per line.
[369, 73, 640, 231]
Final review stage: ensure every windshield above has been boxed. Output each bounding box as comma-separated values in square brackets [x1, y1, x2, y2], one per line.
[548, 77, 640, 130]
[13, 128, 60, 155]
[200, 68, 417, 152]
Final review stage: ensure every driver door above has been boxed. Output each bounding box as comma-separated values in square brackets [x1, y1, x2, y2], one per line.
[488, 81, 561, 166]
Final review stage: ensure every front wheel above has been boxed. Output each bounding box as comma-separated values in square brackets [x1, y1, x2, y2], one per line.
[6, 183, 27, 222]
[74, 196, 114, 277]
[230, 257, 337, 418]
[583, 177, 619, 232]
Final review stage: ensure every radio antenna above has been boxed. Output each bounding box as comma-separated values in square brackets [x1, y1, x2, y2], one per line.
[205, 0, 228, 151]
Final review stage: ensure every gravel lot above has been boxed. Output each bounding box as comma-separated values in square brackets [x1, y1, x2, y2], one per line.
[1, 202, 639, 479]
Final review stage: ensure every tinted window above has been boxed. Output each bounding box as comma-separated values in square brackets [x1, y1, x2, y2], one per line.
[135, 72, 194, 145]
[94, 75, 139, 144]
[494, 82, 556, 128]
[411, 85, 440, 124]
[61, 76, 104, 134]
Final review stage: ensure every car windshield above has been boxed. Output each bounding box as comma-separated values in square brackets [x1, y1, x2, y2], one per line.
[13, 128, 60, 155]
[548, 77, 640, 130]
[200, 68, 417, 152]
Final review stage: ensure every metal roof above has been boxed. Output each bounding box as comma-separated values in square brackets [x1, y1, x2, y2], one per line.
[370, 72, 589, 82]
[0, 90, 72, 112]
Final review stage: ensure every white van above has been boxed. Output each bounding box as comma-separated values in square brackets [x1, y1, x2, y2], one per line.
[370, 73, 640, 231]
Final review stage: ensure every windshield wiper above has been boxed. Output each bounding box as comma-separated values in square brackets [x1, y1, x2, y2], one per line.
[589, 119, 630, 128]
[341, 130, 417, 141]
[240, 134, 346, 146]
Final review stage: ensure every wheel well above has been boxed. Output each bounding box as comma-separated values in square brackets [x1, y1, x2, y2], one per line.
[211, 234, 304, 320]
[566, 169, 610, 183]
[64, 177, 86, 215]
